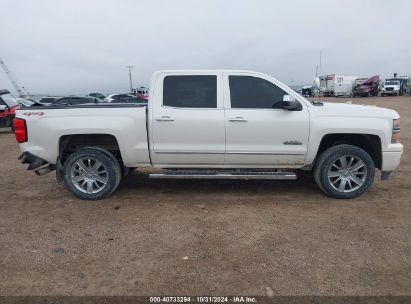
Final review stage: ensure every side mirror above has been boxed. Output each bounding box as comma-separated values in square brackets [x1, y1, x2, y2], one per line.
[0, 104, 7, 112]
[282, 95, 301, 111]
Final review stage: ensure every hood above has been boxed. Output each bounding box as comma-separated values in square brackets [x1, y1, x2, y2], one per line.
[384, 84, 400, 88]
[311, 102, 399, 119]
[362, 75, 380, 85]
[357, 85, 371, 93]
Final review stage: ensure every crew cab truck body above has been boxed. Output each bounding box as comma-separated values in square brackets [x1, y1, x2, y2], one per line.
[14, 70, 403, 200]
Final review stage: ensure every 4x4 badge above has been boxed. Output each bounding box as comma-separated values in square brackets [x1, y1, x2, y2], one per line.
[23, 112, 44, 117]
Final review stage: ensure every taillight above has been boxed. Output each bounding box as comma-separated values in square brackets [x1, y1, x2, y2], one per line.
[13, 118, 27, 143]
[391, 118, 400, 143]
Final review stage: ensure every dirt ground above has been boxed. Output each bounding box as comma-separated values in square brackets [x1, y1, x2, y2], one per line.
[0, 96, 410, 296]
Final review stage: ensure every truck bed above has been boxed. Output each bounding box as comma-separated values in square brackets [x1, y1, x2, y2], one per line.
[16, 104, 151, 167]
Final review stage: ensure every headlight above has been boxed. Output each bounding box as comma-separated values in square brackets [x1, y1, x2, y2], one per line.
[392, 118, 400, 143]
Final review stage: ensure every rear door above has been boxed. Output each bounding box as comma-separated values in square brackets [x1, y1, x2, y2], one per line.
[223, 72, 310, 166]
[150, 72, 225, 166]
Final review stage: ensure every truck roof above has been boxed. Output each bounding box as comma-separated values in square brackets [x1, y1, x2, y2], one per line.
[153, 69, 265, 74]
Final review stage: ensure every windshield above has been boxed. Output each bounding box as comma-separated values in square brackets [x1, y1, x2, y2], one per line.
[0, 93, 20, 107]
[385, 81, 400, 86]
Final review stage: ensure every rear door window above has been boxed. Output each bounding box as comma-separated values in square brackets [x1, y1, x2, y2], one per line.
[163, 75, 217, 108]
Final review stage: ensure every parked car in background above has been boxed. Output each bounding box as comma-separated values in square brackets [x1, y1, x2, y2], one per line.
[112, 96, 148, 106]
[87, 93, 106, 100]
[381, 80, 401, 96]
[15, 97, 34, 107]
[52, 96, 100, 106]
[15, 70, 403, 200]
[353, 75, 380, 97]
[0, 90, 20, 130]
[301, 86, 315, 97]
[104, 94, 133, 102]
[384, 74, 408, 96]
[132, 87, 150, 100]
[38, 96, 61, 105]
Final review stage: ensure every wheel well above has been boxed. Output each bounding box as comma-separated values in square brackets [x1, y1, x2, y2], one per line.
[316, 134, 382, 169]
[59, 134, 123, 165]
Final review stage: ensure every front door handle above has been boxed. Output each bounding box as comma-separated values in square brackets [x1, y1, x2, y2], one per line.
[229, 117, 248, 122]
[156, 116, 175, 121]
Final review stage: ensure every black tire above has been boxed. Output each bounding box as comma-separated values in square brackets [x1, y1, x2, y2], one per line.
[63, 148, 121, 200]
[314, 144, 375, 199]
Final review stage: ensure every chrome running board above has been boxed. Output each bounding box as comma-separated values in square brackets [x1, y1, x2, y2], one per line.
[149, 170, 297, 180]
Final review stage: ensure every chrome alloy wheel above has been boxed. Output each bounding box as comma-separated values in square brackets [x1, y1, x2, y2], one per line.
[327, 155, 368, 193]
[70, 157, 109, 194]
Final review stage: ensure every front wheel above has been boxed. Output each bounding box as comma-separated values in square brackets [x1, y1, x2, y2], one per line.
[62, 148, 121, 200]
[314, 144, 375, 199]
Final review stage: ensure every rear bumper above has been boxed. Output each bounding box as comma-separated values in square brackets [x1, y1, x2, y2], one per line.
[18, 151, 47, 170]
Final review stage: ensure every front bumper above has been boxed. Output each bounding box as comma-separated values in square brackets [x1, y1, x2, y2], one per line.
[382, 90, 399, 95]
[382, 143, 403, 171]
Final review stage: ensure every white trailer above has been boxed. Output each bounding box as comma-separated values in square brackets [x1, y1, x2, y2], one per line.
[334, 75, 358, 97]
[318, 75, 357, 97]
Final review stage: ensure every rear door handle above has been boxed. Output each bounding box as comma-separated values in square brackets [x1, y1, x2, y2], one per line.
[156, 116, 175, 121]
[229, 117, 248, 122]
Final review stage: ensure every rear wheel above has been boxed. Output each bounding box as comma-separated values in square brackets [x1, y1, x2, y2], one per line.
[314, 144, 375, 199]
[63, 148, 121, 200]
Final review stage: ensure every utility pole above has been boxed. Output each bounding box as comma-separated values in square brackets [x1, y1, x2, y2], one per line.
[319, 50, 322, 76]
[318, 51, 322, 102]
[126, 65, 134, 93]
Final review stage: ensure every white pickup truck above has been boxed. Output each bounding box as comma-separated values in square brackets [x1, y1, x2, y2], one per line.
[14, 70, 403, 200]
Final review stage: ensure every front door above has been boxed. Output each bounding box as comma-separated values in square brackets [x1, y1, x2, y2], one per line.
[223, 72, 310, 166]
[150, 72, 225, 166]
